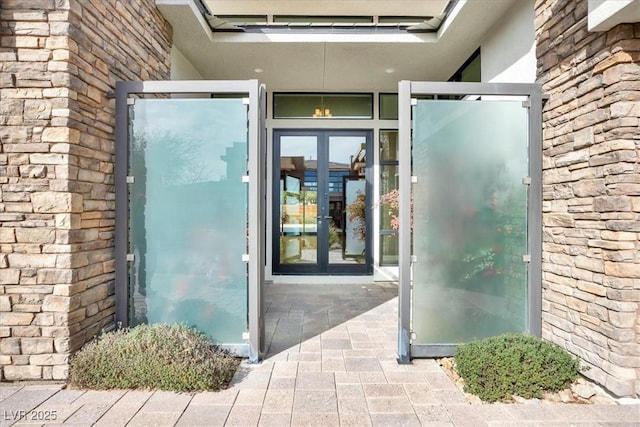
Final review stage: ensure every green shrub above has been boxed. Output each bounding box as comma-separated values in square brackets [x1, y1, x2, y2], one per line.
[455, 333, 581, 402]
[69, 323, 240, 392]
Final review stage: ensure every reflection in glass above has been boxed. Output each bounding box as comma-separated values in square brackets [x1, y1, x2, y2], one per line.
[128, 98, 248, 345]
[276, 133, 369, 272]
[380, 233, 399, 266]
[273, 93, 373, 119]
[411, 99, 528, 344]
[331, 136, 367, 264]
[279, 136, 318, 265]
[379, 165, 399, 230]
[379, 130, 399, 265]
[380, 130, 398, 161]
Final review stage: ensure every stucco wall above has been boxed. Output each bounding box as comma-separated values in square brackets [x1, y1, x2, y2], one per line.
[171, 45, 203, 80]
[0, 0, 172, 381]
[536, 0, 639, 397]
[482, 0, 536, 83]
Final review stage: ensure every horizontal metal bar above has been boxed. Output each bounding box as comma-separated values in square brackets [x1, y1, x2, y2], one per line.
[115, 80, 260, 95]
[408, 81, 542, 97]
[410, 344, 457, 358]
[219, 343, 249, 358]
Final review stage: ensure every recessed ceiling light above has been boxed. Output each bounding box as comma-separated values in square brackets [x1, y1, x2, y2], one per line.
[254, 68, 264, 73]
[385, 68, 395, 74]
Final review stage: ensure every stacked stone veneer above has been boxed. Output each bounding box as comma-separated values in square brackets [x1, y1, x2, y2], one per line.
[536, 0, 639, 397]
[0, 0, 171, 380]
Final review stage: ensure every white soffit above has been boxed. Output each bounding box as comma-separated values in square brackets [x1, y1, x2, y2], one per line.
[157, 0, 214, 41]
[588, 0, 640, 31]
[204, 0, 451, 17]
[157, 0, 518, 90]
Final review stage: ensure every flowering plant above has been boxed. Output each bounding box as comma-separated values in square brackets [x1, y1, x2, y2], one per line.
[377, 189, 413, 231]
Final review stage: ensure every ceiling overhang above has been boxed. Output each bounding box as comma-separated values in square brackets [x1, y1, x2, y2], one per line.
[202, 0, 451, 17]
[588, 0, 640, 31]
[157, 0, 519, 91]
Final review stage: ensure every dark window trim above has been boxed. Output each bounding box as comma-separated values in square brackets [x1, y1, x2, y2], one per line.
[448, 47, 481, 82]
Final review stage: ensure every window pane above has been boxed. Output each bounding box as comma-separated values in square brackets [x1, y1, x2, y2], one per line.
[379, 93, 398, 120]
[378, 16, 431, 25]
[273, 16, 373, 24]
[380, 130, 398, 161]
[274, 94, 323, 119]
[322, 94, 373, 119]
[273, 93, 373, 119]
[461, 53, 481, 82]
[380, 233, 399, 266]
[332, 136, 367, 263]
[379, 164, 398, 230]
[279, 136, 318, 265]
[129, 98, 248, 345]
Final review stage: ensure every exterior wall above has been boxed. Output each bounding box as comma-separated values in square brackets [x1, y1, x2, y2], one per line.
[170, 45, 203, 80]
[536, 0, 640, 397]
[0, 0, 171, 381]
[482, 0, 536, 83]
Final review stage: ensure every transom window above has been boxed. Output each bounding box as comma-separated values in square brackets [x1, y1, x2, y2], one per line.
[273, 93, 373, 119]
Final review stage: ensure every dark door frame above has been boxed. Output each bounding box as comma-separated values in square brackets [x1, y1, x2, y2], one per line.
[272, 128, 373, 275]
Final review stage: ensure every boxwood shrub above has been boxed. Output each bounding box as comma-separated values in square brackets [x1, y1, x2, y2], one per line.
[455, 333, 581, 402]
[69, 323, 240, 392]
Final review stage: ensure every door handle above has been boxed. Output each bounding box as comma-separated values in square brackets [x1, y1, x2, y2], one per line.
[316, 216, 332, 219]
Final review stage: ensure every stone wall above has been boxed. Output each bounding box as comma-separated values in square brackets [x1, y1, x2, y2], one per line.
[0, 0, 171, 381]
[536, 0, 639, 397]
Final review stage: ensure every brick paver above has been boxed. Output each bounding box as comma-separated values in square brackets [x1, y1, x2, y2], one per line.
[1, 282, 638, 426]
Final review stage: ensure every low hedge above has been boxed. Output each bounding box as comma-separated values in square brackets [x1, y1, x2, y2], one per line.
[455, 333, 581, 402]
[69, 323, 239, 392]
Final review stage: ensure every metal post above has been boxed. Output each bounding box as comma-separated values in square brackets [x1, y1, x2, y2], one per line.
[397, 81, 412, 363]
[247, 80, 263, 363]
[528, 88, 543, 337]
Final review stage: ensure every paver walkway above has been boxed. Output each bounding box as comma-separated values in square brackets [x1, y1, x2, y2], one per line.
[1, 282, 638, 426]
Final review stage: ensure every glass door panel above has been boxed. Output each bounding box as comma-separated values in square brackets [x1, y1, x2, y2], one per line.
[279, 136, 319, 267]
[274, 131, 372, 275]
[329, 136, 367, 266]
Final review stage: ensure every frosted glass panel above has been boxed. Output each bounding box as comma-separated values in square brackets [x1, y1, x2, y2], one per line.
[412, 99, 528, 344]
[128, 98, 248, 345]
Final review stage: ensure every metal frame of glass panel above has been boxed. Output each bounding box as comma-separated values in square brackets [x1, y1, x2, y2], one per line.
[397, 81, 543, 362]
[115, 80, 265, 362]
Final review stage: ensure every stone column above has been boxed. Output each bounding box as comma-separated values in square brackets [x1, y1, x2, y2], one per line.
[1, 0, 172, 381]
[535, 0, 639, 397]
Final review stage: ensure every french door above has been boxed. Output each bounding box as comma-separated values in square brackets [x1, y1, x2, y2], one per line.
[273, 130, 372, 275]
